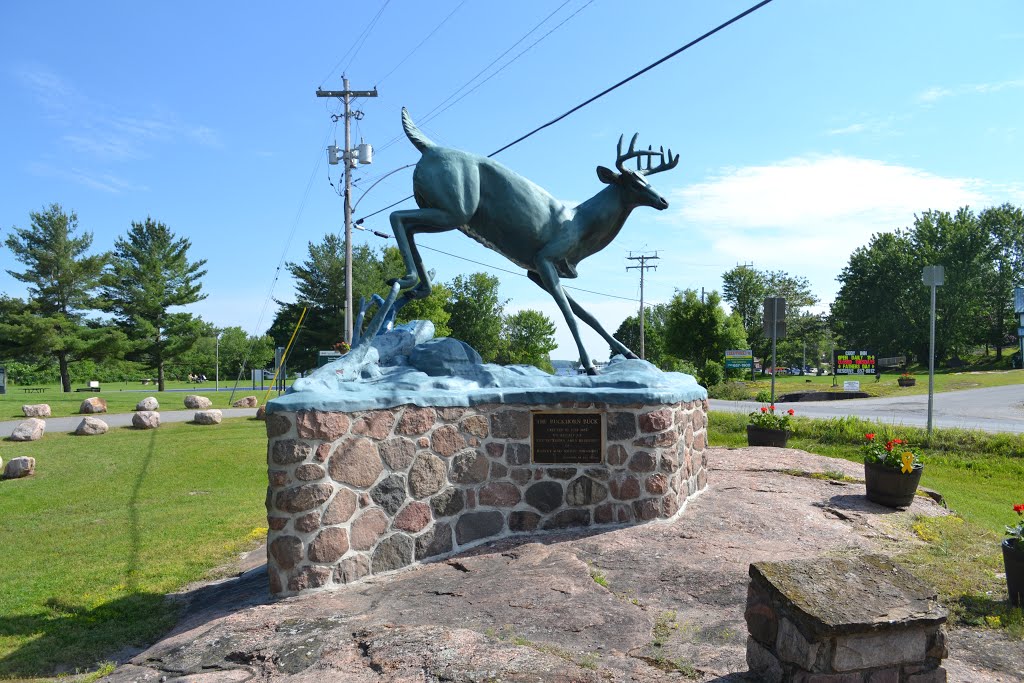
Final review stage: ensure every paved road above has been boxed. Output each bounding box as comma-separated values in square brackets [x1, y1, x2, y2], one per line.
[5, 384, 1024, 437]
[0, 408, 259, 438]
[711, 383, 1024, 434]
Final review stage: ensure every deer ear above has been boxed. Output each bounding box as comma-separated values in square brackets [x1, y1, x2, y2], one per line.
[596, 166, 619, 184]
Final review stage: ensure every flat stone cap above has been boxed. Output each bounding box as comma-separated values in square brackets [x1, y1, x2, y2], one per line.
[750, 554, 947, 636]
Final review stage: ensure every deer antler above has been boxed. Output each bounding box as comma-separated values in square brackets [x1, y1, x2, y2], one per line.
[615, 133, 680, 176]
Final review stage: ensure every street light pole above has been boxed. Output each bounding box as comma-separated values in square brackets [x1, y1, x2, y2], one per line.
[215, 333, 221, 392]
[922, 266, 944, 437]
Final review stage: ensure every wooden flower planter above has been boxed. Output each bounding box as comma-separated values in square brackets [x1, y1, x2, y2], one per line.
[864, 461, 923, 508]
[747, 425, 789, 448]
[1004, 539, 1024, 607]
[898, 377, 916, 387]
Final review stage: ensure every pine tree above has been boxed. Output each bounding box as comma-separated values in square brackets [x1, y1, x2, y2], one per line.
[103, 217, 207, 391]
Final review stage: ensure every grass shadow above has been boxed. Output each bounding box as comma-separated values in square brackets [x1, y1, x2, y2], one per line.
[0, 593, 177, 677]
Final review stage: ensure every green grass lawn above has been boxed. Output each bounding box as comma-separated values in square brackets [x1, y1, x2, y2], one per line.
[1, 381, 291, 419]
[710, 411, 1024, 635]
[1, 406, 1020, 679]
[0, 418, 268, 679]
[725, 367, 1024, 399]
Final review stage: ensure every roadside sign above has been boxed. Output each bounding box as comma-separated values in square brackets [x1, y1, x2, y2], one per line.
[318, 350, 342, 367]
[725, 349, 754, 370]
[843, 380, 861, 391]
[834, 350, 875, 375]
[763, 298, 786, 339]
[1015, 287, 1024, 314]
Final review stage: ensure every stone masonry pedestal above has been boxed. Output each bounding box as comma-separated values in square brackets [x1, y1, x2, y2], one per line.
[264, 398, 708, 597]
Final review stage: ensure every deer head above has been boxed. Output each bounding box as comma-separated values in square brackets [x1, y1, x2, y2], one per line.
[595, 133, 680, 210]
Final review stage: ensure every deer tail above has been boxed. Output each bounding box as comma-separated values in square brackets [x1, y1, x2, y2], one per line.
[401, 107, 433, 153]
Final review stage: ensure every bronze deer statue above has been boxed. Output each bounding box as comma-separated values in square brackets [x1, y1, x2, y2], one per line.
[389, 108, 679, 374]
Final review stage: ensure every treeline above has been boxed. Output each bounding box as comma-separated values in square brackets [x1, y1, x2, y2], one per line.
[832, 204, 1024, 363]
[0, 204, 274, 391]
[268, 235, 559, 372]
[619, 203, 1024, 381]
[611, 269, 827, 384]
[7, 201, 1018, 392]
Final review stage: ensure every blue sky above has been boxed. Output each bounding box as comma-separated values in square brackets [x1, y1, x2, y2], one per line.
[2, 1, 1023, 361]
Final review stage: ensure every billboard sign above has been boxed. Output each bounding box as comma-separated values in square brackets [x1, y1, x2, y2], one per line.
[834, 350, 875, 375]
[725, 349, 754, 370]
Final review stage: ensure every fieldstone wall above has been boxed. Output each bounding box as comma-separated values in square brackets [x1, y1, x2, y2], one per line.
[264, 399, 708, 596]
[745, 555, 948, 682]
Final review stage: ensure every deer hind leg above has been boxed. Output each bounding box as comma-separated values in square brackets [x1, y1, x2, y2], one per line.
[529, 263, 598, 375]
[562, 289, 640, 360]
[389, 209, 461, 299]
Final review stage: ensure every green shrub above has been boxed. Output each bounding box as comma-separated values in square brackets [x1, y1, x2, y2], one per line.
[754, 389, 772, 403]
[700, 360, 724, 388]
[707, 382, 751, 400]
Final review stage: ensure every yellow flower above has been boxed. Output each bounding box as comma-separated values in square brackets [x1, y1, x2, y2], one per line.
[901, 451, 915, 474]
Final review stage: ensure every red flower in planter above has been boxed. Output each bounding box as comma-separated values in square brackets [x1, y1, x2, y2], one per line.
[787, 409, 795, 416]
[1009, 504, 1024, 544]
[761, 407, 768, 413]
[865, 433, 876, 441]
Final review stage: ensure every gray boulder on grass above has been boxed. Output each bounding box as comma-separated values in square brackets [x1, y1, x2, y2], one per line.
[136, 396, 159, 411]
[10, 418, 45, 442]
[133, 411, 160, 430]
[194, 409, 223, 425]
[22, 404, 51, 418]
[184, 395, 212, 409]
[75, 417, 108, 436]
[79, 396, 107, 414]
[3, 456, 36, 479]
[232, 396, 259, 408]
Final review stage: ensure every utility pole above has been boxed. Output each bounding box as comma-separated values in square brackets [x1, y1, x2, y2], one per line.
[317, 77, 378, 344]
[626, 252, 659, 359]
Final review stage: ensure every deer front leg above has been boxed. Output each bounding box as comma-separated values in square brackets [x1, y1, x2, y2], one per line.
[532, 261, 598, 375]
[526, 271, 639, 361]
[564, 290, 639, 360]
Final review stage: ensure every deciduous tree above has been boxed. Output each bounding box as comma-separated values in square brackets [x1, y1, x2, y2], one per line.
[445, 272, 507, 363]
[498, 309, 557, 372]
[664, 289, 747, 371]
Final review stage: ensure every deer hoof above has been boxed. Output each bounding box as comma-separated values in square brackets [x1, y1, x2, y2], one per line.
[623, 352, 640, 360]
[586, 366, 600, 376]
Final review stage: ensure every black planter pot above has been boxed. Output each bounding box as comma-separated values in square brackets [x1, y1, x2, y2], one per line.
[864, 460, 924, 508]
[747, 425, 789, 448]
[898, 378, 916, 387]
[1004, 539, 1024, 607]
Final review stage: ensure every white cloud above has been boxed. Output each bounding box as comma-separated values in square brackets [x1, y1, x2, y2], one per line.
[28, 162, 148, 193]
[825, 115, 901, 137]
[662, 155, 995, 306]
[13, 63, 220, 164]
[917, 78, 1024, 103]
[826, 122, 867, 135]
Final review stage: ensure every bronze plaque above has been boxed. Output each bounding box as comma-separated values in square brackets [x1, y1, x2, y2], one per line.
[531, 411, 604, 464]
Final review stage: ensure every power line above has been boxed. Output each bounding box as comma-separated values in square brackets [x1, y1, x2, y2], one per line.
[489, 0, 774, 157]
[420, 0, 595, 131]
[374, 0, 468, 86]
[415, 243, 642, 303]
[319, 0, 393, 86]
[376, 0, 575, 153]
[356, 0, 775, 224]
